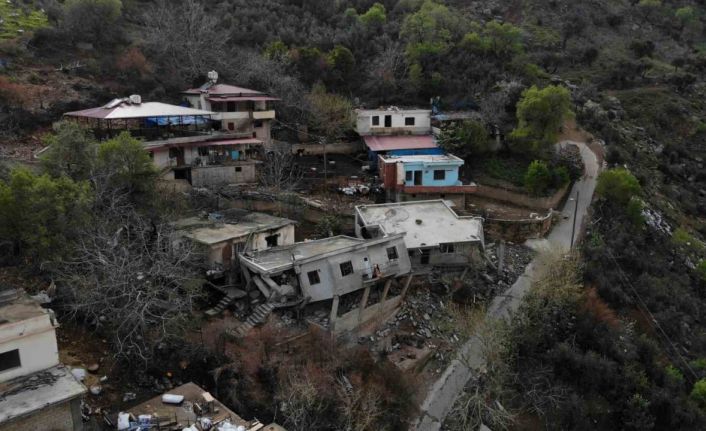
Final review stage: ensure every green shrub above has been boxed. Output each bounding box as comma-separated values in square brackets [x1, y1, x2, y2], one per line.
[438, 120, 491, 159]
[691, 379, 706, 406]
[666, 365, 685, 383]
[553, 166, 570, 187]
[510, 85, 573, 155]
[524, 160, 552, 195]
[596, 168, 642, 206]
[672, 227, 705, 254]
[697, 260, 706, 282]
[626, 197, 645, 226]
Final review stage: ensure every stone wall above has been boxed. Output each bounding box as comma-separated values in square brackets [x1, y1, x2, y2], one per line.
[288, 141, 364, 156]
[0, 398, 82, 431]
[473, 182, 570, 210]
[484, 211, 554, 242]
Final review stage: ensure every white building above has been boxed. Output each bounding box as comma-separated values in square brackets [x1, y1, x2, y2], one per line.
[354, 200, 484, 270]
[355, 107, 432, 136]
[0, 289, 86, 431]
[182, 71, 279, 145]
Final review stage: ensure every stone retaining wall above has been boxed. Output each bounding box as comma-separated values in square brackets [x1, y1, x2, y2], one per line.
[474, 182, 571, 210]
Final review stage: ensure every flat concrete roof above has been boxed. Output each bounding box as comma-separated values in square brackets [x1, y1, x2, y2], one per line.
[356, 200, 483, 249]
[0, 290, 48, 325]
[379, 154, 464, 164]
[0, 365, 86, 425]
[356, 108, 431, 114]
[127, 382, 250, 428]
[174, 210, 296, 246]
[242, 236, 365, 272]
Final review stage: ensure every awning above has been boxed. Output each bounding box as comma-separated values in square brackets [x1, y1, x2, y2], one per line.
[207, 96, 280, 102]
[363, 135, 438, 152]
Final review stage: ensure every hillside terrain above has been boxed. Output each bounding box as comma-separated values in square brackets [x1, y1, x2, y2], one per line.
[1, 0, 705, 430]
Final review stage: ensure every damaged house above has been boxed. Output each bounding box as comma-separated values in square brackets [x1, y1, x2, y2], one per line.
[0, 288, 86, 431]
[173, 209, 297, 274]
[238, 234, 413, 335]
[355, 200, 484, 271]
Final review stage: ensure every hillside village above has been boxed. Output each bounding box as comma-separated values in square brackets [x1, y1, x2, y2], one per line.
[1, 1, 706, 431]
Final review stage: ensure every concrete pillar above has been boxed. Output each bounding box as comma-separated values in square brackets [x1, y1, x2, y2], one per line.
[380, 279, 392, 304]
[400, 274, 414, 299]
[329, 295, 340, 332]
[358, 285, 371, 323]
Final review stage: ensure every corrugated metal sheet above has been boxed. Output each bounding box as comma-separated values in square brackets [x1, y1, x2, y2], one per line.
[363, 135, 438, 152]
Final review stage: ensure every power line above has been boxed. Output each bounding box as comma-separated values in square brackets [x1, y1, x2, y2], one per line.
[604, 248, 699, 381]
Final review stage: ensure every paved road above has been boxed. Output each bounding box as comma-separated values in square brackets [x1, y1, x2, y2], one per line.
[412, 141, 599, 430]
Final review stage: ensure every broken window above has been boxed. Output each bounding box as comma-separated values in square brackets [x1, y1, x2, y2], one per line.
[340, 261, 354, 277]
[405, 117, 415, 126]
[265, 234, 280, 248]
[440, 243, 455, 253]
[434, 170, 446, 180]
[372, 115, 380, 126]
[405, 171, 413, 182]
[307, 270, 321, 285]
[0, 349, 20, 372]
[387, 246, 399, 260]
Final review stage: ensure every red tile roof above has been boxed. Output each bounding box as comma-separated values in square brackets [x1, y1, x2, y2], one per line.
[363, 135, 438, 152]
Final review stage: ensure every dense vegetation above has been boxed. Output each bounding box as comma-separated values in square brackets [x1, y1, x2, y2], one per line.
[1, 0, 706, 429]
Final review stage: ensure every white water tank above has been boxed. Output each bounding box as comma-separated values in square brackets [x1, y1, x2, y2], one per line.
[129, 94, 142, 104]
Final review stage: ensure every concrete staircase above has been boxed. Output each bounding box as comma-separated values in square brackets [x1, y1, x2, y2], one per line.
[228, 302, 277, 337]
[204, 289, 246, 317]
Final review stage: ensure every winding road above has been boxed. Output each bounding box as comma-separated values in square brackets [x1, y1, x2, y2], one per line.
[412, 141, 600, 430]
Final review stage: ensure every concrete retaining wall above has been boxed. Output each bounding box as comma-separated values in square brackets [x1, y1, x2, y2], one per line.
[484, 211, 554, 242]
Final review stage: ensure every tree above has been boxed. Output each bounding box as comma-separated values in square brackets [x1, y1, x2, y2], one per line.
[675, 6, 697, 28]
[259, 149, 303, 191]
[463, 20, 524, 59]
[638, 0, 662, 21]
[96, 132, 157, 198]
[400, 0, 462, 62]
[524, 160, 552, 195]
[54, 206, 203, 361]
[326, 45, 356, 86]
[359, 3, 386, 27]
[438, 120, 491, 159]
[141, 0, 230, 86]
[306, 84, 354, 141]
[41, 121, 99, 181]
[61, 0, 122, 45]
[0, 168, 91, 262]
[510, 85, 573, 154]
[596, 168, 642, 206]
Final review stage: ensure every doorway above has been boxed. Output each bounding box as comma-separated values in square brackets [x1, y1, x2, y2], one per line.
[384, 115, 392, 127]
[420, 249, 430, 265]
[413, 170, 423, 185]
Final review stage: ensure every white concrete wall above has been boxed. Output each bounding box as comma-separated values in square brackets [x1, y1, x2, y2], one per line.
[152, 148, 171, 169]
[0, 314, 59, 382]
[356, 109, 431, 135]
[251, 224, 295, 252]
[205, 224, 295, 269]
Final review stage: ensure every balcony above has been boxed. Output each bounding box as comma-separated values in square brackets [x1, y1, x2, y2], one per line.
[252, 110, 276, 120]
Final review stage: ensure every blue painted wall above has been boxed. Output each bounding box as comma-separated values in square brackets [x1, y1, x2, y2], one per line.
[402, 160, 463, 187]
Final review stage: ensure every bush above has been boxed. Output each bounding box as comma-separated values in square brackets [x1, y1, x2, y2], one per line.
[438, 120, 491, 159]
[524, 160, 552, 195]
[596, 168, 642, 206]
[697, 260, 706, 282]
[691, 379, 706, 407]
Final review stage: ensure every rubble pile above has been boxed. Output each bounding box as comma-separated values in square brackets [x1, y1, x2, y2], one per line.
[363, 242, 534, 370]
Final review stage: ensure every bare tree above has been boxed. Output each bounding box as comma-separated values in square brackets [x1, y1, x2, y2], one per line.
[141, 0, 231, 85]
[259, 148, 303, 191]
[53, 205, 204, 361]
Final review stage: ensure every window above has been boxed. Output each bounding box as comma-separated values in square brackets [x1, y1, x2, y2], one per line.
[405, 117, 415, 126]
[433, 170, 446, 180]
[307, 270, 321, 285]
[265, 234, 279, 247]
[0, 349, 20, 373]
[339, 261, 354, 277]
[405, 171, 413, 182]
[227, 101, 236, 112]
[387, 246, 399, 260]
[384, 115, 392, 127]
[235, 166, 242, 172]
[372, 115, 380, 126]
[440, 243, 455, 254]
[253, 120, 263, 128]
[228, 122, 235, 131]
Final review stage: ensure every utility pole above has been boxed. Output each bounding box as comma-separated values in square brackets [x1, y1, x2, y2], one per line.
[321, 137, 328, 193]
[570, 190, 579, 249]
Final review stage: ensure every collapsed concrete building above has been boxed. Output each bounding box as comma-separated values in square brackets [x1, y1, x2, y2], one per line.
[238, 234, 413, 335]
[354, 200, 485, 271]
